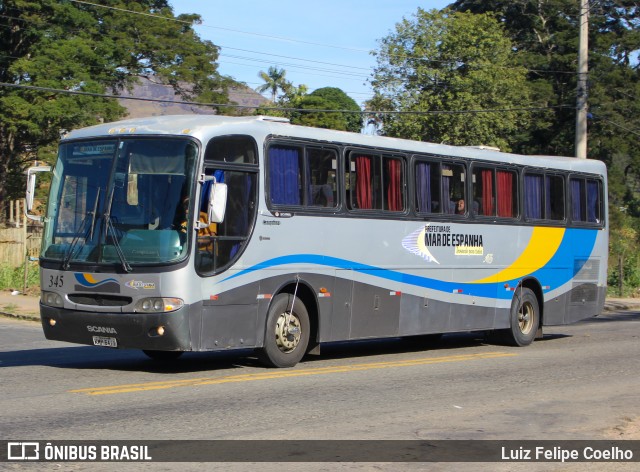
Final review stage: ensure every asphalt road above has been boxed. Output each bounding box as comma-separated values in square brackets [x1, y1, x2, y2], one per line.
[1, 311, 639, 472]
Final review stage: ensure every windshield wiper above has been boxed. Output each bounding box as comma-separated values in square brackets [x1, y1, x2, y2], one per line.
[61, 213, 92, 270]
[104, 214, 132, 272]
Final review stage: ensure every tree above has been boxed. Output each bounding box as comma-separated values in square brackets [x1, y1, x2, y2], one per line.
[0, 0, 233, 219]
[368, 9, 531, 150]
[287, 87, 361, 132]
[449, 0, 640, 292]
[256, 66, 288, 102]
[449, 0, 640, 158]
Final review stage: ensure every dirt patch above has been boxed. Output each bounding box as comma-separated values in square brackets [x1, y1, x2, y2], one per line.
[605, 416, 640, 439]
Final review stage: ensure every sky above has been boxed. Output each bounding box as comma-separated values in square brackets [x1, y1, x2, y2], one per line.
[170, 1, 452, 107]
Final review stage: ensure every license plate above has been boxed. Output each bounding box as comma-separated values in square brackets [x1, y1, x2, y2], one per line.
[92, 336, 117, 348]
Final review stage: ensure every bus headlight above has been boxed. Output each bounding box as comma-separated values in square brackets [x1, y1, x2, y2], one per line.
[42, 291, 64, 307]
[134, 297, 184, 313]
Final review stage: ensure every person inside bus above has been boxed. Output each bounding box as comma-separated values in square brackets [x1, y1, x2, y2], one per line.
[179, 196, 217, 253]
[455, 198, 465, 215]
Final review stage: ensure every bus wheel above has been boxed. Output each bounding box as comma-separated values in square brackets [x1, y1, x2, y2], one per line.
[258, 293, 310, 368]
[142, 350, 184, 361]
[505, 287, 539, 346]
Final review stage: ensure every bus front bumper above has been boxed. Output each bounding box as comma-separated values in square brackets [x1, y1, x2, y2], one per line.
[40, 304, 192, 352]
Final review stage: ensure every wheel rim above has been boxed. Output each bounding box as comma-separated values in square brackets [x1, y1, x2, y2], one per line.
[518, 301, 535, 335]
[274, 311, 302, 353]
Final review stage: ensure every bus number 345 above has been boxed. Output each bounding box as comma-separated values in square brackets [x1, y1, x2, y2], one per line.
[48, 275, 64, 288]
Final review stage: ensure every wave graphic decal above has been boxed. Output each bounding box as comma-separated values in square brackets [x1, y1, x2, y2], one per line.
[471, 226, 565, 284]
[224, 228, 598, 300]
[74, 273, 120, 293]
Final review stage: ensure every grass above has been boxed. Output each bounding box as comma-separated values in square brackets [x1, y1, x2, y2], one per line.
[0, 262, 40, 295]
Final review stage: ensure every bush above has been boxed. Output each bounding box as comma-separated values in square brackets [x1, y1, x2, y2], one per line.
[0, 263, 40, 294]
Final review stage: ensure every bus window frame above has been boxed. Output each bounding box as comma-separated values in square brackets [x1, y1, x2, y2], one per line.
[568, 173, 605, 228]
[265, 138, 342, 215]
[196, 135, 260, 277]
[470, 162, 520, 221]
[522, 169, 567, 225]
[412, 154, 468, 219]
[345, 147, 408, 215]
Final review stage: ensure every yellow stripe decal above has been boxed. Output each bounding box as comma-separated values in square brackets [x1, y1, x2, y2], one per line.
[70, 351, 516, 396]
[472, 226, 565, 284]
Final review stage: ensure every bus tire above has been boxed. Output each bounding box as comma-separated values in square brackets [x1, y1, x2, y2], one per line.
[142, 350, 184, 361]
[258, 293, 310, 368]
[505, 287, 539, 346]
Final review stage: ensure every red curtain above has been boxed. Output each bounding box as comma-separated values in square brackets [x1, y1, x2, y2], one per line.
[356, 156, 372, 209]
[387, 159, 402, 211]
[497, 171, 513, 217]
[482, 169, 493, 215]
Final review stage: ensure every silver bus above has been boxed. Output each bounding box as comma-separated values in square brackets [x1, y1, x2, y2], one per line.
[26, 115, 608, 367]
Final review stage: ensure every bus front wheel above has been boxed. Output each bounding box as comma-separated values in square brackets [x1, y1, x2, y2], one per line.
[258, 293, 310, 368]
[505, 287, 539, 346]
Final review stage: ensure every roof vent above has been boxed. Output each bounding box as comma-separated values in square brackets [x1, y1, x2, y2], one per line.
[256, 116, 290, 123]
[467, 145, 500, 152]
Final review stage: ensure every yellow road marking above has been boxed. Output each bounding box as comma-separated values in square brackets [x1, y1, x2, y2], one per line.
[70, 351, 517, 396]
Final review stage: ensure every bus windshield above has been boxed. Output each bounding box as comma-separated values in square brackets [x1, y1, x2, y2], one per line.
[42, 137, 198, 266]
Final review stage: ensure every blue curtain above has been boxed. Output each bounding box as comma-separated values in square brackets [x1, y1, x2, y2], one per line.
[571, 179, 583, 221]
[270, 147, 300, 205]
[587, 180, 599, 222]
[524, 174, 543, 219]
[416, 162, 431, 213]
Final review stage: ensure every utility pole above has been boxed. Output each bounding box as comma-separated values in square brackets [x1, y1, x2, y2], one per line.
[575, 0, 589, 158]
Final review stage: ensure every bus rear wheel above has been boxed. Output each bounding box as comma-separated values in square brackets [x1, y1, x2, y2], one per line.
[258, 293, 310, 368]
[504, 287, 539, 346]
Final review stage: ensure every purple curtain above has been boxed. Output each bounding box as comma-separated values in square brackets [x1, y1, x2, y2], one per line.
[525, 174, 543, 219]
[270, 147, 300, 205]
[416, 162, 431, 213]
[571, 179, 583, 221]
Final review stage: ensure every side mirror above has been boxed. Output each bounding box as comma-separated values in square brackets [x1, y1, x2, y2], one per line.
[25, 165, 51, 221]
[208, 179, 228, 224]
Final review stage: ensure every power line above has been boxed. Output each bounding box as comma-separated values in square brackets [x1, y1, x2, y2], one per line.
[69, 0, 371, 54]
[0, 81, 572, 116]
[66, 0, 581, 78]
[592, 113, 640, 138]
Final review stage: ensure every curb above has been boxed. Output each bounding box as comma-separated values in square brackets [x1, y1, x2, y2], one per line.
[0, 311, 40, 322]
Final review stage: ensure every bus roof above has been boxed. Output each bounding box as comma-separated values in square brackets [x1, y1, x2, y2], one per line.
[61, 114, 606, 175]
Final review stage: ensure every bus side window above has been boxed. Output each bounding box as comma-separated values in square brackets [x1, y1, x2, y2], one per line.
[269, 145, 302, 206]
[473, 166, 516, 218]
[571, 177, 601, 224]
[546, 174, 565, 220]
[524, 173, 544, 219]
[348, 152, 404, 212]
[443, 163, 466, 215]
[415, 161, 441, 214]
[306, 148, 338, 208]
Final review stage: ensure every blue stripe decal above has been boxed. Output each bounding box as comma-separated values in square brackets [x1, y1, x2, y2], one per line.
[224, 228, 599, 300]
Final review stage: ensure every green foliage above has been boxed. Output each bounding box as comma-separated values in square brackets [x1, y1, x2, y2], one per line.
[449, 0, 640, 292]
[368, 9, 531, 150]
[0, 263, 40, 292]
[289, 87, 362, 132]
[0, 0, 232, 217]
[256, 66, 289, 102]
